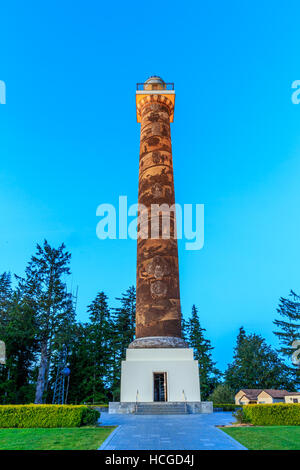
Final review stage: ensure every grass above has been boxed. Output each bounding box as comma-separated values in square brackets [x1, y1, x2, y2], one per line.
[222, 426, 300, 450]
[0, 426, 116, 450]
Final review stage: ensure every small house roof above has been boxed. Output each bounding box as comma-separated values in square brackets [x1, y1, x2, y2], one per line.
[260, 389, 289, 398]
[236, 389, 296, 400]
[237, 389, 263, 400]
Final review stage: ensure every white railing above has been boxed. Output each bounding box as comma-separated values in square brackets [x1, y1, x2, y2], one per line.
[182, 389, 187, 413]
[135, 390, 139, 413]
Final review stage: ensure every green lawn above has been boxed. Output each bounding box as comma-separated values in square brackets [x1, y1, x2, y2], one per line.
[0, 426, 115, 450]
[222, 426, 300, 450]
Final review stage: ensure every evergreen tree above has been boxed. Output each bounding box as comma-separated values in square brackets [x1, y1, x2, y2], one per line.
[225, 327, 295, 392]
[181, 316, 188, 342]
[17, 240, 75, 403]
[186, 305, 222, 400]
[111, 286, 136, 399]
[273, 290, 300, 386]
[208, 384, 235, 404]
[236, 326, 246, 347]
[0, 273, 12, 347]
[0, 272, 12, 324]
[67, 322, 94, 403]
[87, 291, 113, 402]
[0, 273, 37, 403]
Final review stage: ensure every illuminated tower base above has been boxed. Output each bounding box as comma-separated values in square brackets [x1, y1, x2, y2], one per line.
[121, 348, 200, 401]
[109, 347, 212, 413]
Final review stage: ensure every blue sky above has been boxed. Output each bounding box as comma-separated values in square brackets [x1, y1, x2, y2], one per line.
[1, 1, 300, 370]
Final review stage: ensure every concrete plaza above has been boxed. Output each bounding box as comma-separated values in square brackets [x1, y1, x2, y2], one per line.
[98, 411, 247, 450]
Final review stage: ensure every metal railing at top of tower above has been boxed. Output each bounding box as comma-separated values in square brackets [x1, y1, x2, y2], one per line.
[136, 83, 175, 91]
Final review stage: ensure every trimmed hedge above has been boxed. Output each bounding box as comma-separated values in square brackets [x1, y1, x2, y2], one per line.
[81, 406, 100, 426]
[213, 404, 241, 411]
[243, 403, 300, 426]
[0, 405, 100, 428]
[82, 403, 109, 407]
[89, 405, 109, 413]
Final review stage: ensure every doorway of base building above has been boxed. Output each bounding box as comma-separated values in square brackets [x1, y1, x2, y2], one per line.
[153, 372, 167, 402]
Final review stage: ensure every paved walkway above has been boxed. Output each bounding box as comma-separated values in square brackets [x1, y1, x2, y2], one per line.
[98, 412, 247, 450]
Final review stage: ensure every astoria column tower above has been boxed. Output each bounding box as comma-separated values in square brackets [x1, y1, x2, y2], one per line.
[130, 76, 186, 349]
[115, 77, 207, 411]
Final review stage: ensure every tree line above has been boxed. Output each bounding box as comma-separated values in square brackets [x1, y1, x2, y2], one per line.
[0, 240, 299, 405]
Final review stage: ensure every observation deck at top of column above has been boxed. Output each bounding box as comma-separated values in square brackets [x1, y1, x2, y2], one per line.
[136, 76, 175, 123]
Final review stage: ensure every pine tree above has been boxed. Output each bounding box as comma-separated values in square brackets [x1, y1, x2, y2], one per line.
[111, 286, 136, 400]
[0, 273, 37, 403]
[66, 322, 94, 404]
[17, 240, 75, 403]
[236, 326, 246, 347]
[0, 273, 12, 345]
[87, 291, 113, 403]
[208, 384, 235, 404]
[225, 327, 295, 392]
[273, 290, 300, 386]
[186, 305, 222, 400]
[0, 273, 14, 402]
[181, 316, 188, 342]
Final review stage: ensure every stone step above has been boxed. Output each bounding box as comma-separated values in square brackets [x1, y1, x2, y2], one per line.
[137, 407, 186, 411]
[136, 403, 186, 406]
[136, 412, 187, 415]
[137, 404, 185, 407]
[137, 406, 186, 410]
[137, 408, 186, 411]
[135, 403, 188, 415]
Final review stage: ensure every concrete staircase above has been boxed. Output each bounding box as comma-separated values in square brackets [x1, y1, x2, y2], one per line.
[135, 402, 188, 415]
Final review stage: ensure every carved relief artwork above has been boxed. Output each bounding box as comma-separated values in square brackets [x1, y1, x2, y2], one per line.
[133, 82, 185, 345]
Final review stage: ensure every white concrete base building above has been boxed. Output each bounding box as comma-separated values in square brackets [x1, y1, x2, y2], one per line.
[121, 348, 200, 402]
[109, 347, 213, 414]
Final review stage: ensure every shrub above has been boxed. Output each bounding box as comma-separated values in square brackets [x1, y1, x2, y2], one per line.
[81, 406, 100, 426]
[0, 405, 100, 428]
[213, 404, 241, 411]
[88, 404, 109, 413]
[81, 403, 109, 407]
[209, 385, 235, 404]
[233, 407, 249, 424]
[243, 403, 300, 426]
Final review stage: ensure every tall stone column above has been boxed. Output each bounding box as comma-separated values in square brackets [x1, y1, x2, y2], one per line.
[117, 77, 202, 407]
[130, 77, 187, 349]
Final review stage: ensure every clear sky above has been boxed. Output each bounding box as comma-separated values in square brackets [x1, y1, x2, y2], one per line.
[1, 1, 300, 371]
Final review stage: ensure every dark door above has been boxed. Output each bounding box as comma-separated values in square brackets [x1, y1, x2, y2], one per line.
[153, 372, 167, 402]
